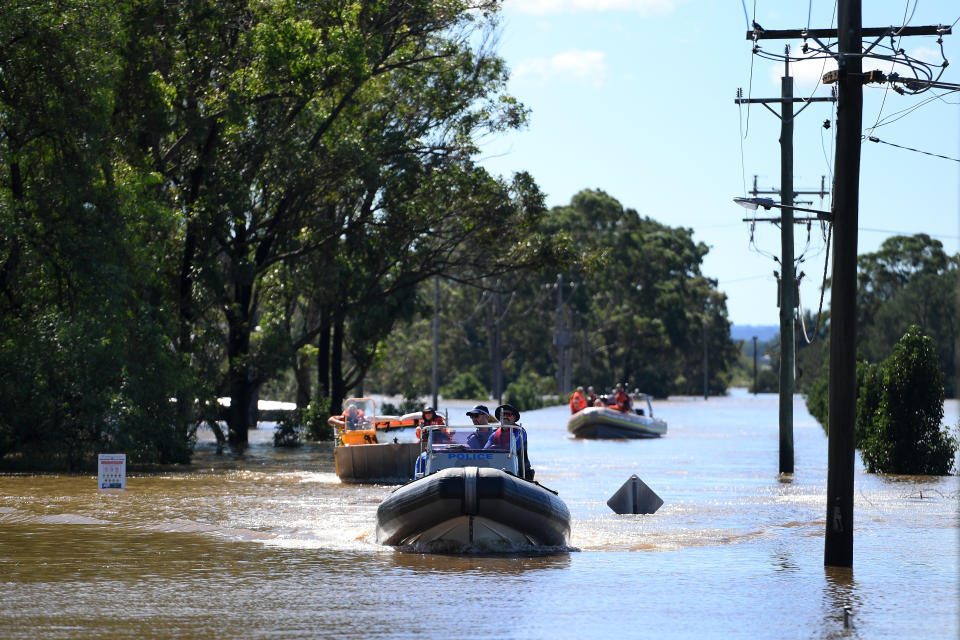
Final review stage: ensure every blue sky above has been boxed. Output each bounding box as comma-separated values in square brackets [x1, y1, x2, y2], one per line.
[479, 1, 960, 327]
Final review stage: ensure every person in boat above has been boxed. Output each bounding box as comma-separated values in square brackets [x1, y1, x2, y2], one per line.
[486, 404, 534, 480]
[418, 406, 450, 443]
[465, 404, 494, 449]
[343, 403, 367, 430]
[613, 383, 633, 413]
[415, 406, 450, 476]
[586, 386, 600, 407]
[569, 386, 587, 414]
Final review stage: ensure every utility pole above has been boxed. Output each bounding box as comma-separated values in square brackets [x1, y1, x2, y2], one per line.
[752, 336, 758, 394]
[736, 47, 835, 475]
[432, 276, 439, 409]
[745, 6, 950, 568]
[824, 0, 861, 569]
[702, 318, 708, 400]
[554, 274, 570, 396]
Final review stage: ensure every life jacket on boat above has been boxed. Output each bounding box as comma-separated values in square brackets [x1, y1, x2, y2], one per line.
[614, 390, 632, 413]
[569, 390, 587, 414]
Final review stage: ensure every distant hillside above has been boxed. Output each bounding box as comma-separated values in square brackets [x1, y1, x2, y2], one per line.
[731, 325, 779, 343]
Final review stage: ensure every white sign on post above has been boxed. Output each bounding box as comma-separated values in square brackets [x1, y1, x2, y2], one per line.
[98, 454, 126, 490]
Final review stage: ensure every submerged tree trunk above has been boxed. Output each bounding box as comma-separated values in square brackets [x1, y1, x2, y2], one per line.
[330, 311, 345, 416]
[316, 308, 331, 406]
[226, 279, 256, 448]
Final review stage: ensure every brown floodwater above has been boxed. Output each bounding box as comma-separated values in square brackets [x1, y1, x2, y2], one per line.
[1, 391, 957, 638]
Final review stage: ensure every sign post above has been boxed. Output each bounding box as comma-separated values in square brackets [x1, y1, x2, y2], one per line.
[98, 454, 126, 490]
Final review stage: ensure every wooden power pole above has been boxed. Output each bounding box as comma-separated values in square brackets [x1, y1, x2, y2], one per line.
[735, 47, 835, 475]
[744, 5, 950, 567]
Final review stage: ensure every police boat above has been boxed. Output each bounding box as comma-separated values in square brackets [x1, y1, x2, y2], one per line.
[375, 419, 570, 552]
[567, 393, 667, 439]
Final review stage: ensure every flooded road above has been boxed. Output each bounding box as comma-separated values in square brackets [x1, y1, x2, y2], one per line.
[1, 390, 957, 638]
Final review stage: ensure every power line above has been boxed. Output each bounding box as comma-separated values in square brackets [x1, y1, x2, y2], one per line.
[858, 227, 960, 240]
[865, 135, 960, 162]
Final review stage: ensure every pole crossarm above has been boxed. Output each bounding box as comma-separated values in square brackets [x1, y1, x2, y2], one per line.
[735, 97, 836, 103]
[742, 216, 831, 223]
[745, 25, 950, 40]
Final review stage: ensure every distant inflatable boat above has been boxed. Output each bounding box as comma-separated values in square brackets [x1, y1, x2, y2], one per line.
[568, 395, 666, 439]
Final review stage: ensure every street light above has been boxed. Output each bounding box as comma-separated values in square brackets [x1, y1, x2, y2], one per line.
[733, 196, 833, 221]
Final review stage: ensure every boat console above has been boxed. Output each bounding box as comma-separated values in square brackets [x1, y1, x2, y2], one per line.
[416, 423, 521, 479]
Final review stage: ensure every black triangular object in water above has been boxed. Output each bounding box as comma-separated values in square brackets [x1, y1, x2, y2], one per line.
[607, 474, 663, 514]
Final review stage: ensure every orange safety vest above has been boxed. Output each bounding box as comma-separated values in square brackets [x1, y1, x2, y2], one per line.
[614, 391, 631, 412]
[570, 391, 587, 414]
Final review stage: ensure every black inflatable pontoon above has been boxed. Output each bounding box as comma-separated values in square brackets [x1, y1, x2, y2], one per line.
[376, 466, 570, 550]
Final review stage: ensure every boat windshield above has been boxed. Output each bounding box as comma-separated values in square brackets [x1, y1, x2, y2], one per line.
[341, 397, 376, 430]
[422, 424, 516, 453]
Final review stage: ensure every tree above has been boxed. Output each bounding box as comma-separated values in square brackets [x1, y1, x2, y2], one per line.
[0, 0, 192, 468]
[860, 326, 957, 475]
[856, 235, 958, 397]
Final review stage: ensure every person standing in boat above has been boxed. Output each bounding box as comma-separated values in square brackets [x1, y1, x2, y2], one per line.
[613, 383, 633, 413]
[466, 404, 494, 449]
[569, 386, 587, 414]
[486, 404, 534, 480]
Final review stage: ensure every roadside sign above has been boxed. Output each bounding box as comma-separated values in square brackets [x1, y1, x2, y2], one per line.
[98, 454, 126, 490]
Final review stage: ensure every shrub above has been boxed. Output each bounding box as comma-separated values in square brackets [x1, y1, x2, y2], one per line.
[860, 326, 957, 475]
[440, 372, 488, 400]
[503, 371, 554, 412]
[380, 395, 422, 416]
[855, 360, 882, 447]
[805, 372, 829, 430]
[300, 400, 334, 442]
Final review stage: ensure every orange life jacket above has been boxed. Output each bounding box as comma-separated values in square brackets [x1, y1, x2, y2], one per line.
[570, 391, 587, 414]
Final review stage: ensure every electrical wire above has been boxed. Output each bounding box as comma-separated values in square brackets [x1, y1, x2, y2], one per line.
[798, 222, 831, 344]
[864, 135, 960, 162]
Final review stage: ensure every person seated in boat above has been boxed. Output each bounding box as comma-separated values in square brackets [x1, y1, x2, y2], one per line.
[486, 404, 534, 480]
[418, 406, 450, 443]
[569, 386, 587, 414]
[613, 383, 632, 413]
[465, 404, 494, 449]
[586, 386, 600, 407]
[343, 403, 368, 430]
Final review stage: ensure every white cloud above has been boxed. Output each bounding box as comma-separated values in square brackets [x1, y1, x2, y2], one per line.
[508, 0, 679, 15]
[513, 50, 608, 86]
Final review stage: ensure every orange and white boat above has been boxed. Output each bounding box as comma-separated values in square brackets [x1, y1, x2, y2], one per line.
[328, 398, 420, 484]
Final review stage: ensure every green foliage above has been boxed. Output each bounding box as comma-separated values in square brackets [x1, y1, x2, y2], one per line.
[441, 372, 488, 400]
[380, 395, 423, 417]
[504, 371, 554, 412]
[368, 189, 739, 401]
[273, 414, 301, 448]
[805, 373, 829, 430]
[855, 361, 883, 447]
[750, 367, 780, 394]
[856, 235, 958, 397]
[300, 400, 333, 442]
[860, 327, 957, 475]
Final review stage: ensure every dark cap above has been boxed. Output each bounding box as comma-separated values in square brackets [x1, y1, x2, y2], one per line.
[423, 406, 435, 414]
[466, 404, 491, 418]
[494, 403, 520, 421]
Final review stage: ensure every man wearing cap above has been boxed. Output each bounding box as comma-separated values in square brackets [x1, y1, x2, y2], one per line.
[466, 405, 494, 449]
[485, 404, 534, 480]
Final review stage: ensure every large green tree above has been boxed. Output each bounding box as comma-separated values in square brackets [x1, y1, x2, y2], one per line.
[0, 0, 190, 467]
